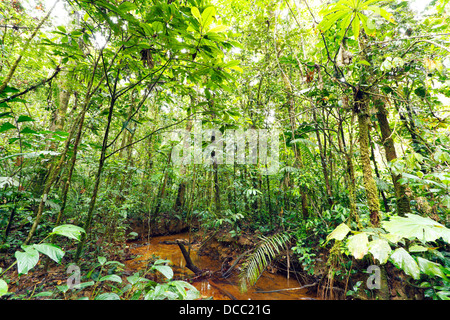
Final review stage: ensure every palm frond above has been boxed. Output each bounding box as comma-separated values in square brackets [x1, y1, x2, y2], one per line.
[239, 232, 292, 292]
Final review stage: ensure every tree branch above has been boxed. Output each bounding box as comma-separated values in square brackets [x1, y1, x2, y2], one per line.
[0, 0, 59, 93]
[105, 112, 202, 160]
[0, 67, 61, 104]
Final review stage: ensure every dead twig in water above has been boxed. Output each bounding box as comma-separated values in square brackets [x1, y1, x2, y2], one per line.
[208, 279, 237, 300]
[222, 250, 251, 278]
[255, 282, 317, 294]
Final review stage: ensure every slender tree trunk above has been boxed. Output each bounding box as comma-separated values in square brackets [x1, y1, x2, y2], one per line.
[369, 135, 390, 212]
[75, 95, 116, 261]
[174, 118, 193, 211]
[338, 112, 358, 226]
[2, 206, 16, 243]
[374, 98, 411, 216]
[276, 35, 309, 218]
[153, 150, 172, 217]
[55, 110, 86, 226]
[49, 68, 72, 149]
[24, 106, 87, 245]
[282, 74, 308, 218]
[265, 169, 272, 221]
[313, 108, 333, 206]
[213, 160, 220, 212]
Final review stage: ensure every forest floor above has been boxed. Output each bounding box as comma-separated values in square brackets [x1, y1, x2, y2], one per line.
[0, 215, 425, 300]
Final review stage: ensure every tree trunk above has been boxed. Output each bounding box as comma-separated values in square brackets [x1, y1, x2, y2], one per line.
[370, 135, 390, 213]
[374, 98, 411, 216]
[75, 95, 116, 261]
[55, 109, 86, 226]
[24, 106, 87, 245]
[313, 108, 333, 206]
[174, 118, 193, 211]
[282, 74, 309, 218]
[355, 94, 380, 227]
[153, 150, 172, 217]
[338, 115, 358, 226]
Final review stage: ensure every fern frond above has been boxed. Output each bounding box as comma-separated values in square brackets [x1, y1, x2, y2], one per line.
[290, 138, 316, 165]
[239, 232, 292, 292]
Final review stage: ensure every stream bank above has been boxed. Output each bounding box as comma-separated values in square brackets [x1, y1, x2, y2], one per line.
[125, 220, 425, 301]
[124, 229, 318, 300]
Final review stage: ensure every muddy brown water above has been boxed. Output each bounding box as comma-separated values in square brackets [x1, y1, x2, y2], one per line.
[124, 233, 317, 300]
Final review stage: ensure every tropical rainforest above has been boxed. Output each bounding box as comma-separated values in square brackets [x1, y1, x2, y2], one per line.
[0, 0, 450, 302]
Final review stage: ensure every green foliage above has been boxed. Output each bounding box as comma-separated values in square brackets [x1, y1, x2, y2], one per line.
[318, 0, 395, 40]
[327, 213, 450, 299]
[0, 278, 8, 298]
[291, 241, 317, 275]
[13, 224, 84, 274]
[80, 257, 199, 300]
[51, 224, 86, 242]
[0, 224, 85, 297]
[239, 232, 291, 292]
[199, 209, 244, 234]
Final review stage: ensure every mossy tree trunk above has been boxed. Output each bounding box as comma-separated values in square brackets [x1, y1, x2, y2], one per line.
[355, 92, 380, 227]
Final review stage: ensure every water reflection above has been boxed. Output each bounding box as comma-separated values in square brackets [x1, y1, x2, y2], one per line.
[125, 233, 315, 300]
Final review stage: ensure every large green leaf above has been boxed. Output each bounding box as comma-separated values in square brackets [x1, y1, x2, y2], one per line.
[99, 274, 122, 283]
[368, 238, 392, 264]
[15, 246, 40, 274]
[417, 257, 447, 279]
[201, 6, 216, 30]
[0, 279, 8, 297]
[171, 280, 200, 300]
[352, 12, 360, 40]
[0, 122, 16, 133]
[389, 248, 420, 280]
[17, 115, 35, 123]
[317, 0, 394, 36]
[95, 292, 121, 300]
[33, 243, 65, 264]
[208, 25, 228, 33]
[117, 1, 136, 12]
[326, 223, 351, 242]
[347, 233, 369, 259]
[317, 10, 349, 32]
[382, 214, 450, 243]
[127, 273, 150, 285]
[191, 7, 201, 21]
[51, 224, 85, 241]
[152, 265, 173, 280]
[0, 112, 13, 119]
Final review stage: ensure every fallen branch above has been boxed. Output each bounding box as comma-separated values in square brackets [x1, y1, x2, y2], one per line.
[255, 282, 317, 294]
[176, 240, 202, 275]
[222, 250, 250, 278]
[198, 230, 218, 252]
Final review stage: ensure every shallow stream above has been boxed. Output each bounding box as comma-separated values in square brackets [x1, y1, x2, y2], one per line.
[125, 233, 317, 300]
